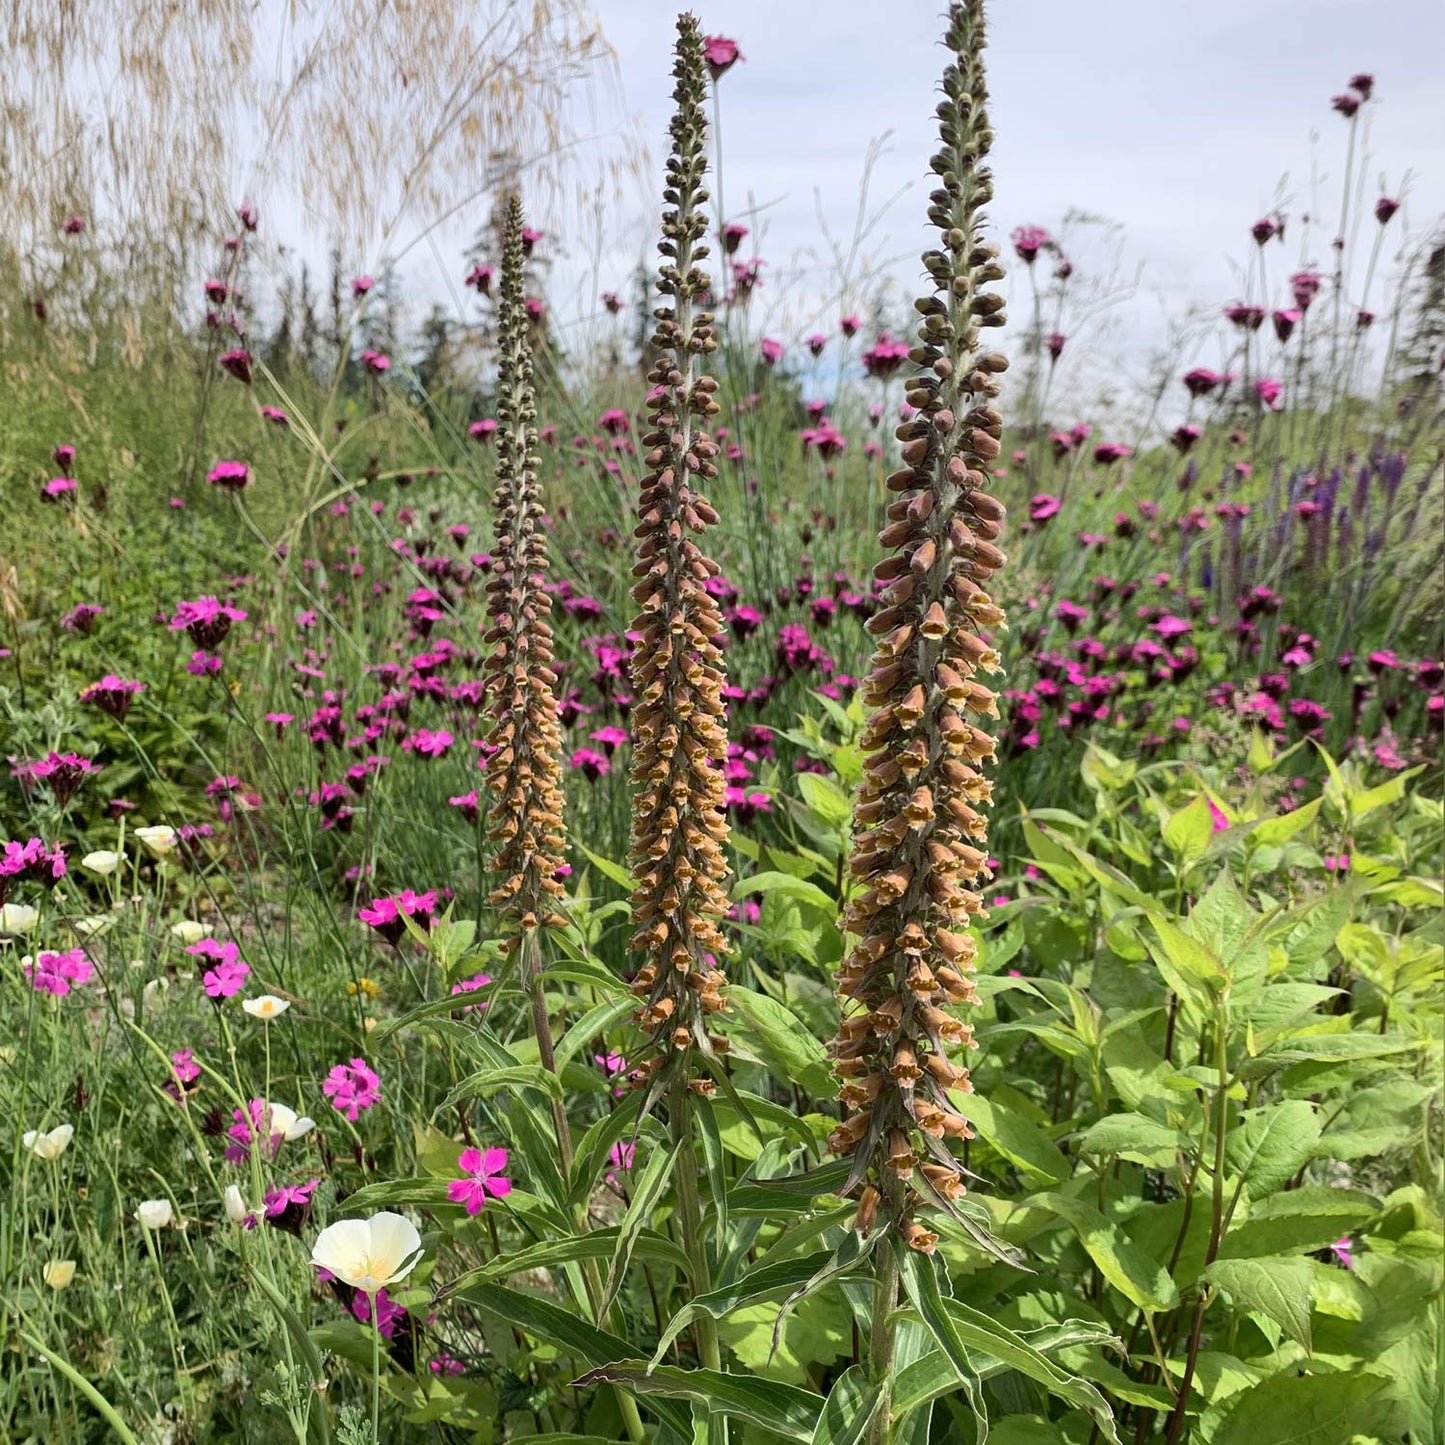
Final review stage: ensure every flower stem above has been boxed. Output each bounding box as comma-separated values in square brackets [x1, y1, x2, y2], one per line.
[368, 1289, 381, 1445]
[866, 1238, 899, 1445]
[669, 1077, 722, 1437]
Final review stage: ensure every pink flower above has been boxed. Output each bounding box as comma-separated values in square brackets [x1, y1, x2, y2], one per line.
[25, 948, 95, 996]
[520, 227, 543, 256]
[840, 315, 862, 338]
[570, 747, 610, 780]
[1045, 331, 1067, 362]
[1374, 196, 1399, 225]
[321, 1058, 381, 1121]
[351, 275, 374, 297]
[79, 674, 146, 720]
[606, 1141, 636, 1188]
[1183, 367, 1223, 397]
[359, 349, 390, 374]
[1224, 302, 1265, 331]
[703, 35, 742, 80]
[759, 337, 783, 366]
[207, 460, 251, 491]
[219, 348, 253, 384]
[1272, 309, 1301, 343]
[260, 406, 290, 426]
[41, 477, 77, 502]
[351, 1287, 407, 1337]
[1093, 442, 1132, 465]
[723, 222, 748, 254]
[446, 1146, 512, 1215]
[169, 596, 247, 649]
[404, 728, 453, 758]
[861, 334, 910, 380]
[1152, 615, 1193, 639]
[466, 264, 495, 295]
[1329, 1235, 1355, 1268]
[469, 418, 499, 442]
[62, 214, 85, 235]
[171, 1049, 201, 1084]
[602, 291, 623, 313]
[189, 939, 252, 999]
[358, 889, 437, 945]
[449, 972, 492, 1013]
[1331, 93, 1360, 118]
[1010, 225, 1052, 264]
[1254, 377, 1284, 411]
[599, 408, 631, 436]
[1251, 216, 1280, 245]
[1029, 494, 1061, 524]
[1290, 270, 1324, 311]
[1208, 801, 1230, 833]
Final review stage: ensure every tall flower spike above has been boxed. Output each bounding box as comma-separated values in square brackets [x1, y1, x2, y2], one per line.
[483, 194, 569, 953]
[626, 12, 732, 1093]
[827, 0, 1009, 1252]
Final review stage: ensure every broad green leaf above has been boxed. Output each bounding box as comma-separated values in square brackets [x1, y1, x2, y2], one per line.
[1076, 1113, 1189, 1169]
[1210, 1368, 1388, 1445]
[1219, 1187, 1379, 1260]
[966, 1094, 1071, 1183]
[1351, 764, 1426, 820]
[796, 771, 854, 829]
[1250, 796, 1322, 848]
[726, 1159, 852, 1214]
[811, 1365, 879, 1445]
[731, 871, 835, 911]
[1028, 1193, 1179, 1311]
[572, 1362, 823, 1442]
[1164, 794, 1215, 865]
[443, 1228, 689, 1301]
[601, 1140, 681, 1313]
[568, 1094, 644, 1206]
[577, 846, 635, 891]
[651, 1252, 835, 1365]
[1204, 1256, 1313, 1348]
[726, 988, 836, 1098]
[553, 996, 636, 1069]
[1145, 915, 1225, 1004]
[1226, 1101, 1321, 1199]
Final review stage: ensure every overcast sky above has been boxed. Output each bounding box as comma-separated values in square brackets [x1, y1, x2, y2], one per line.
[481, 0, 1442, 414]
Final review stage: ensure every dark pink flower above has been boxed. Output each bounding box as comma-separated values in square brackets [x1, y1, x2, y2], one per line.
[1224, 302, 1266, 331]
[79, 674, 146, 720]
[466, 264, 495, 295]
[351, 275, 374, 298]
[469, 418, 498, 442]
[1045, 331, 1067, 362]
[1374, 196, 1399, 225]
[1290, 271, 1324, 311]
[207, 460, 251, 491]
[25, 948, 94, 996]
[1251, 216, 1280, 246]
[321, 1058, 381, 1121]
[759, 337, 783, 366]
[1254, 377, 1284, 411]
[1010, 224, 1052, 264]
[446, 1146, 512, 1215]
[703, 35, 742, 80]
[189, 939, 252, 999]
[1183, 367, 1224, 397]
[220, 348, 253, 384]
[1331, 93, 1360, 118]
[1029, 494, 1061, 524]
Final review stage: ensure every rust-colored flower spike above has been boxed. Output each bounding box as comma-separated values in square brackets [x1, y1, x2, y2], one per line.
[828, 0, 1009, 1252]
[625, 11, 732, 1094]
[483, 193, 569, 954]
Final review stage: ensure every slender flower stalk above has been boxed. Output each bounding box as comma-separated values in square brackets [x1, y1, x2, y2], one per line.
[626, 12, 732, 1097]
[829, 0, 1009, 1287]
[482, 193, 572, 1150]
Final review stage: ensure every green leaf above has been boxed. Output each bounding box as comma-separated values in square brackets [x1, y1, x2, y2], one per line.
[440, 1063, 562, 1109]
[573, 1362, 823, 1442]
[1210, 1369, 1388, 1445]
[966, 1094, 1071, 1183]
[731, 871, 835, 911]
[899, 1251, 1122, 1443]
[726, 987, 836, 1098]
[1351, 764, 1426, 820]
[443, 1228, 690, 1299]
[796, 771, 854, 829]
[651, 1251, 836, 1365]
[1219, 1187, 1379, 1260]
[1076, 1113, 1190, 1169]
[1145, 915, 1226, 1003]
[726, 1159, 852, 1214]
[553, 996, 636, 1070]
[1204, 1256, 1313, 1349]
[469, 1289, 690, 1433]
[810, 1365, 879, 1445]
[1164, 794, 1215, 865]
[577, 846, 635, 891]
[1226, 1101, 1321, 1199]
[1028, 1193, 1179, 1311]
[1250, 796, 1322, 848]
[601, 1140, 681, 1314]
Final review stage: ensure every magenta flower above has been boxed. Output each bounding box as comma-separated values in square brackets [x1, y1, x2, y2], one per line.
[759, 337, 783, 366]
[358, 889, 437, 945]
[466, 263, 495, 295]
[169, 596, 247, 649]
[1028, 494, 1061, 524]
[1328, 1235, 1355, 1268]
[12, 752, 96, 807]
[404, 728, 453, 758]
[520, 226, 543, 256]
[1271, 309, 1301, 344]
[449, 972, 492, 1013]
[1254, 377, 1284, 411]
[469, 418, 499, 442]
[263, 1177, 320, 1234]
[570, 747, 611, 781]
[703, 35, 742, 80]
[1356, 309, 1376, 329]
[1182, 367, 1224, 397]
[1289, 271, 1324, 311]
[207, 460, 251, 491]
[321, 1058, 381, 1121]
[25, 948, 95, 996]
[351, 275, 374, 298]
[840, 315, 862, 338]
[359, 348, 390, 374]
[1171, 423, 1203, 453]
[448, 790, 481, 824]
[351, 1288, 407, 1337]
[1045, 331, 1067, 362]
[1349, 74, 1374, 99]
[524, 297, 546, 322]
[52, 444, 76, 474]
[1251, 216, 1280, 246]
[1331, 93, 1360, 118]
[62, 214, 85, 235]
[722, 221, 748, 255]
[602, 291, 623, 314]
[1093, 441, 1132, 465]
[599, 408, 631, 436]
[446, 1146, 512, 1216]
[1224, 302, 1266, 331]
[1010, 225, 1052, 264]
[171, 1049, 201, 1085]
[189, 939, 252, 999]
[41, 477, 77, 502]
[861, 334, 910, 380]
[1374, 196, 1399, 225]
[79, 674, 146, 720]
[219, 348, 253, 384]
[260, 405, 291, 426]
[1152, 615, 1193, 640]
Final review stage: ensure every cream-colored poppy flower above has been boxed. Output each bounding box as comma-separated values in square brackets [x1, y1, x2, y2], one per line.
[43, 1259, 77, 1290]
[0, 904, 39, 935]
[135, 1198, 174, 1230]
[169, 920, 212, 945]
[134, 825, 178, 856]
[80, 850, 125, 877]
[22, 1124, 74, 1161]
[311, 1212, 423, 1293]
[242, 994, 290, 1021]
[263, 1103, 316, 1141]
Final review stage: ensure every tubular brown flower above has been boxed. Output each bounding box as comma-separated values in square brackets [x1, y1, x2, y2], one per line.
[625, 12, 732, 1091]
[482, 192, 568, 954]
[827, 0, 1009, 1251]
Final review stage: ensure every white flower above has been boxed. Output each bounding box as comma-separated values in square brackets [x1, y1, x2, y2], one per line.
[135, 1198, 175, 1230]
[260, 1102, 316, 1142]
[243, 994, 290, 1021]
[73, 914, 112, 938]
[22, 1124, 75, 1161]
[0, 904, 39, 935]
[223, 1185, 252, 1224]
[311, 1212, 423, 1293]
[169, 920, 212, 945]
[80, 850, 125, 877]
[134, 825, 178, 856]
[43, 1259, 77, 1290]
[143, 977, 170, 1009]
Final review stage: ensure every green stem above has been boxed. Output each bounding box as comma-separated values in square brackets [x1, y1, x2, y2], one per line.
[866, 1238, 899, 1445]
[670, 1077, 723, 1440]
[369, 1290, 380, 1445]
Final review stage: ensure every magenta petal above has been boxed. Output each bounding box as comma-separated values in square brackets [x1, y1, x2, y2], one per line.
[484, 1177, 512, 1198]
[480, 1146, 509, 1175]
